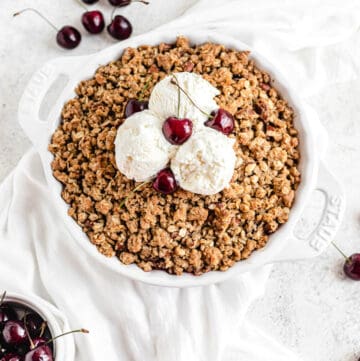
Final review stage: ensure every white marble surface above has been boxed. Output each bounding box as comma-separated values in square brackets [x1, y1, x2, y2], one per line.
[1, 1, 360, 360]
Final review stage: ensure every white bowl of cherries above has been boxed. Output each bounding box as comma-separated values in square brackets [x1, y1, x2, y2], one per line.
[0, 291, 88, 361]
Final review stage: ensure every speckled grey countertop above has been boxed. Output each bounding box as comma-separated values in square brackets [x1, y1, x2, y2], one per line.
[1, 1, 360, 360]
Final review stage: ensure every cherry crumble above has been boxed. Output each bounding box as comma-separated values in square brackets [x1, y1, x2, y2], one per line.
[49, 37, 301, 275]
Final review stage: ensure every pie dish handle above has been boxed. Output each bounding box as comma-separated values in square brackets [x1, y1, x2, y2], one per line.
[273, 162, 345, 262]
[18, 56, 85, 149]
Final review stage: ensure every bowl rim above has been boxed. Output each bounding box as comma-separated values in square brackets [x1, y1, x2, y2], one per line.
[37, 30, 318, 287]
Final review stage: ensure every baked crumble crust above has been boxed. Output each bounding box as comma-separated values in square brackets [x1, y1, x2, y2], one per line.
[49, 36, 301, 275]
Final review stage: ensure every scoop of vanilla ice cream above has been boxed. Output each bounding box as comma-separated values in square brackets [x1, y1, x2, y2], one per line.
[149, 72, 219, 131]
[171, 127, 236, 195]
[115, 110, 175, 182]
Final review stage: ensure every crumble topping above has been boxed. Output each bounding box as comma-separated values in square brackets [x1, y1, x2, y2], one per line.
[49, 36, 301, 275]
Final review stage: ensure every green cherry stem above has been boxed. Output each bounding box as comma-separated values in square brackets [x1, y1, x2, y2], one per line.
[13, 9, 59, 32]
[177, 78, 181, 118]
[120, 181, 149, 209]
[75, 0, 88, 11]
[24, 313, 35, 350]
[110, 3, 150, 22]
[138, 76, 153, 101]
[331, 241, 349, 261]
[39, 321, 47, 338]
[171, 74, 213, 118]
[110, 7, 116, 22]
[41, 329, 89, 349]
[109, 3, 150, 22]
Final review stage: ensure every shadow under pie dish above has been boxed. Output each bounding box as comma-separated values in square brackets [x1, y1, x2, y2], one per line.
[48, 36, 301, 276]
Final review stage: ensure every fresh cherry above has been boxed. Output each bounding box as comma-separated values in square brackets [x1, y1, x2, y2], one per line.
[343, 254, 360, 280]
[332, 242, 360, 280]
[153, 169, 177, 194]
[56, 26, 82, 49]
[170, 75, 235, 136]
[14, 343, 30, 357]
[82, 10, 105, 34]
[24, 346, 52, 361]
[0, 306, 17, 324]
[82, 0, 99, 3]
[107, 15, 132, 40]
[2, 321, 27, 347]
[205, 109, 234, 135]
[39, 329, 51, 344]
[24, 328, 88, 361]
[13, 9, 81, 50]
[31, 338, 47, 349]
[22, 314, 44, 338]
[109, 0, 149, 6]
[162, 117, 193, 145]
[125, 99, 148, 118]
[0, 354, 23, 361]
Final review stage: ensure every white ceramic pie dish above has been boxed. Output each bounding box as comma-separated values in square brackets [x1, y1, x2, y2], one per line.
[18, 31, 345, 287]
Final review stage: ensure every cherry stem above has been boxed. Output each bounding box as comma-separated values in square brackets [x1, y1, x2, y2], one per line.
[138, 76, 153, 101]
[0, 291, 6, 306]
[39, 322, 47, 338]
[41, 329, 89, 348]
[110, 1, 150, 22]
[331, 241, 349, 261]
[171, 74, 212, 118]
[120, 181, 149, 209]
[110, 7, 117, 21]
[177, 79, 181, 118]
[74, 0, 88, 11]
[132, 0, 150, 4]
[13, 8, 59, 32]
[24, 313, 35, 350]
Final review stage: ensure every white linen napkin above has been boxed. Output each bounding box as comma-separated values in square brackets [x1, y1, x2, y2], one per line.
[0, 151, 294, 361]
[1, 0, 359, 360]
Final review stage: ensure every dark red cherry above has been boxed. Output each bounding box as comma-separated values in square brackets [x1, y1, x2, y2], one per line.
[82, 0, 99, 3]
[2, 321, 27, 346]
[56, 26, 81, 49]
[107, 15, 132, 40]
[13, 344, 29, 357]
[22, 314, 44, 338]
[82, 10, 105, 34]
[0, 305, 17, 324]
[31, 338, 47, 349]
[24, 346, 52, 361]
[109, 0, 149, 6]
[125, 99, 148, 118]
[39, 328, 51, 344]
[205, 109, 234, 135]
[0, 354, 23, 361]
[13, 10, 81, 50]
[153, 169, 177, 194]
[24, 328, 88, 361]
[344, 254, 360, 280]
[162, 117, 193, 145]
